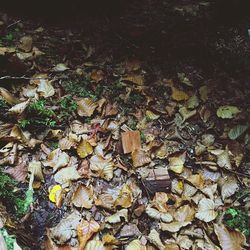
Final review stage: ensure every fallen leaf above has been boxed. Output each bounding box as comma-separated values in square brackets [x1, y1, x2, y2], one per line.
[72, 184, 93, 209]
[77, 219, 100, 249]
[77, 140, 93, 158]
[214, 224, 246, 250]
[54, 166, 81, 185]
[90, 69, 104, 82]
[121, 131, 141, 154]
[210, 148, 232, 170]
[148, 229, 165, 250]
[50, 211, 81, 245]
[8, 99, 30, 114]
[77, 98, 97, 117]
[151, 192, 169, 212]
[171, 87, 189, 101]
[125, 239, 146, 250]
[18, 36, 33, 52]
[216, 106, 241, 119]
[146, 207, 173, 223]
[174, 204, 195, 222]
[131, 149, 151, 168]
[3, 162, 27, 183]
[37, 79, 55, 98]
[85, 240, 105, 250]
[89, 155, 114, 181]
[28, 161, 44, 181]
[52, 63, 69, 72]
[228, 125, 248, 140]
[122, 74, 144, 85]
[49, 184, 63, 207]
[43, 148, 69, 172]
[220, 176, 239, 200]
[105, 209, 128, 224]
[168, 154, 185, 174]
[115, 184, 133, 208]
[145, 110, 160, 120]
[195, 198, 217, 222]
[160, 221, 191, 233]
[0, 87, 19, 104]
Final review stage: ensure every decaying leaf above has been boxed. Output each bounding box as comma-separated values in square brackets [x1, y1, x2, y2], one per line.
[37, 79, 55, 98]
[115, 184, 133, 208]
[77, 219, 100, 249]
[90, 155, 114, 181]
[148, 229, 165, 250]
[228, 125, 248, 140]
[214, 224, 246, 250]
[43, 148, 69, 172]
[72, 184, 93, 209]
[131, 149, 151, 168]
[195, 198, 217, 222]
[77, 140, 93, 158]
[77, 98, 98, 117]
[50, 211, 81, 245]
[160, 221, 191, 233]
[171, 87, 189, 101]
[220, 176, 239, 200]
[168, 153, 186, 174]
[125, 239, 146, 250]
[54, 166, 81, 185]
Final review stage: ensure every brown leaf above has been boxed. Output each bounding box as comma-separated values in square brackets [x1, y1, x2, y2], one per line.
[214, 224, 246, 250]
[72, 185, 93, 209]
[3, 162, 27, 183]
[77, 98, 98, 117]
[121, 131, 141, 154]
[90, 69, 104, 82]
[131, 149, 151, 168]
[77, 219, 100, 249]
[18, 36, 33, 52]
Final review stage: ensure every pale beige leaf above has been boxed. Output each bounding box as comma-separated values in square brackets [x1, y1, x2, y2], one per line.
[148, 229, 165, 250]
[195, 198, 217, 222]
[52, 63, 69, 72]
[37, 79, 55, 98]
[89, 155, 114, 181]
[125, 239, 146, 250]
[43, 148, 69, 172]
[169, 156, 185, 174]
[28, 160, 44, 181]
[18, 36, 33, 52]
[174, 204, 195, 222]
[50, 211, 81, 244]
[115, 184, 133, 208]
[8, 99, 30, 114]
[214, 224, 246, 250]
[220, 176, 239, 201]
[105, 209, 128, 224]
[54, 166, 81, 185]
[85, 240, 105, 250]
[146, 207, 173, 223]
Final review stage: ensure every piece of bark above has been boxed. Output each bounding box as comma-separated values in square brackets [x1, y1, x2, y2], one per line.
[121, 130, 141, 154]
[143, 167, 171, 193]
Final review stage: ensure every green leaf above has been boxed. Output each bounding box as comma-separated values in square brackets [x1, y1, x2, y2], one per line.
[228, 125, 248, 140]
[216, 105, 241, 119]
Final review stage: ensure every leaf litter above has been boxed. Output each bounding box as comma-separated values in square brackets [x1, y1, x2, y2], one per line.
[0, 12, 249, 250]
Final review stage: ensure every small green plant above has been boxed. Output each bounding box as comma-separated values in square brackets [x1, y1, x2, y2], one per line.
[224, 208, 250, 237]
[18, 119, 30, 129]
[48, 141, 59, 150]
[0, 228, 16, 250]
[140, 131, 146, 143]
[58, 96, 78, 120]
[62, 80, 97, 99]
[15, 190, 33, 218]
[0, 98, 10, 110]
[4, 33, 14, 42]
[28, 100, 55, 117]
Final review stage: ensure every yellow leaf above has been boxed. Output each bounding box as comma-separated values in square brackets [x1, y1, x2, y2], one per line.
[49, 184, 62, 203]
[169, 156, 185, 174]
[122, 74, 144, 85]
[125, 239, 146, 250]
[115, 184, 133, 208]
[171, 87, 189, 101]
[77, 140, 93, 158]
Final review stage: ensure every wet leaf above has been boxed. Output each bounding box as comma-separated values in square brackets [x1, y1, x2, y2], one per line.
[195, 198, 217, 222]
[77, 219, 100, 249]
[216, 106, 241, 119]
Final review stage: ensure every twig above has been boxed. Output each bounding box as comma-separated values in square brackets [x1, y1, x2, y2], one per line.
[7, 20, 21, 29]
[0, 75, 68, 80]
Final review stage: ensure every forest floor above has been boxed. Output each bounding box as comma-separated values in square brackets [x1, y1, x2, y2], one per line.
[0, 6, 250, 250]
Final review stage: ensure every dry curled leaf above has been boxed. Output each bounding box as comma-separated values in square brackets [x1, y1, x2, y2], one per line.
[77, 219, 100, 249]
[125, 239, 146, 250]
[77, 140, 93, 158]
[160, 221, 191, 233]
[115, 184, 133, 208]
[106, 209, 128, 224]
[148, 229, 165, 250]
[85, 240, 105, 250]
[131, 149, 151, 168]
[37, 79, 55, 98]
[146, 207, 173, 223]
[72, 185, 93, 209]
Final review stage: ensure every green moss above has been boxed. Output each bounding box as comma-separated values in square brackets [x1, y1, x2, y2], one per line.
[58, 95, 78, 120]
[224, 208, 250, 237]
[0, 228, 16, 250]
